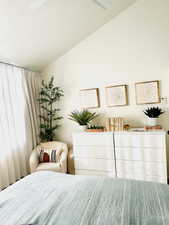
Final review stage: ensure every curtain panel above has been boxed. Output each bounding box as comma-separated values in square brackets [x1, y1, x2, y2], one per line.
[0, 63, 41, 190]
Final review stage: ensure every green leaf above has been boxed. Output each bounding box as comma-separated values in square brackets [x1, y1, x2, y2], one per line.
[39, 115, 50, 122]
[40, 124, 48, 129]
[41, 106, 51, 113]
[49, 76, 54, 89]
[53, 116, 63, 120]
[51, 125, 60, 131]
[38, 98, 50, 103]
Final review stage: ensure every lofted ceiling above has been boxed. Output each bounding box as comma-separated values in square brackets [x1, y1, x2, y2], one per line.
[0, 0, 137, 71]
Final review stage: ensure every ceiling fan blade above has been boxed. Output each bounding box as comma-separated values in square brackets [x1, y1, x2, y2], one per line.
[93, 0, 113, 9]
[29, 0, 49, 9]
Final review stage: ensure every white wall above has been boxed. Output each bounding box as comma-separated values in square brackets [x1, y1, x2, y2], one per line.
[43, 0, 169, 147]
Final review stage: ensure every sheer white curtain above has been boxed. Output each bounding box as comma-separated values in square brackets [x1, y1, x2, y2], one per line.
[0, 63, 41, 190]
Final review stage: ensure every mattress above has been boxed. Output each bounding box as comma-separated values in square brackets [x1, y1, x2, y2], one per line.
[0, 171, 169, 225]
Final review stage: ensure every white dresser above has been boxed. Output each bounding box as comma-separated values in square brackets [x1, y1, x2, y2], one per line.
[73, 131, 167, 183]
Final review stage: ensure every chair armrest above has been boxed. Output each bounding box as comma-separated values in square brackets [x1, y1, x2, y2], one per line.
[59, 145, 68, 173]
[29, 150, 39, 173]
[68, 148, 74, 174]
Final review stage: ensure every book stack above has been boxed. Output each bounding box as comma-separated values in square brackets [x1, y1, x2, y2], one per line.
[106, 117, 124, 131]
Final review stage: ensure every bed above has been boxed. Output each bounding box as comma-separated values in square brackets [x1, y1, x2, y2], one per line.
[0, 171, 169, 225]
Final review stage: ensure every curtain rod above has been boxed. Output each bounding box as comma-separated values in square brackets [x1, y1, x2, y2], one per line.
[0, 60, 40, 73]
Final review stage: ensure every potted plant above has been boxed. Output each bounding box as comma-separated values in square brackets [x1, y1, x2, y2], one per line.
[68, 109, 99, 131]
[143, 107, 164, 126]
[38, 77, 64, 142]
[86, 125, 105, 132]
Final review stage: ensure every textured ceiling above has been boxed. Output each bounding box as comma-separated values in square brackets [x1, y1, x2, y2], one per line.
[0, 0, 137, 71]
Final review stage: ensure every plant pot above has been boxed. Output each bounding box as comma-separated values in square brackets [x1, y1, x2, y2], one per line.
[86, 129, 104, 132]
[79, 125, 87, 131]
[147, 118, 158, 126]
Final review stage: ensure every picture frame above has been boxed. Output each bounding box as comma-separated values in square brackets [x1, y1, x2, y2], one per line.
[80, 88, 100, 109]
[135, 80, 160, 105]
[105, 85, 128, 107]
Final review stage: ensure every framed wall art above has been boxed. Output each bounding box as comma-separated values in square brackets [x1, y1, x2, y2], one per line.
[80, 88, 100, 109]
[135, 80, 160, 105]
[106, 85, 128, 107]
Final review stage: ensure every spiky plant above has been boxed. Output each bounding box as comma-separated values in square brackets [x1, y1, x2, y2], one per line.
[87, 125, 104, 129]
[143, 107, 164, 118]
[38, 77, 64, 142]
[68, 109, 99, 125]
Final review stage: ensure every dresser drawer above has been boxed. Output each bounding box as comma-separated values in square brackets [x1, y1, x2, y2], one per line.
[116, 160, 167, 178]
[145, 175, 167, 184]
[117, 174, 167, 184]
[74, 146, 114, 159]
[115, 147, 166, 162]
[114, 133, 165, 148]
[74, 158, 115, 171]
[75, 169, 115, 177]
[145, 162, 167, 177]
[117, 173, 144, 181]
[73, 133, 113, 146]
[116, 160, 144, 175]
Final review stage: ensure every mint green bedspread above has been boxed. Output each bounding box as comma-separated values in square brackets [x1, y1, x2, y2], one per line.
[0, 171, 169, 225]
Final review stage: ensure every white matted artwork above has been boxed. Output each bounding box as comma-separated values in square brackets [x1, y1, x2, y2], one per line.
[106, 85, 128, 107]
[135, 80, 160, 105]
[80, 88, 100, 109]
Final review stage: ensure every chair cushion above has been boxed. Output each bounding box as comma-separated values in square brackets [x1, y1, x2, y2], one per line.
[39, 149, 57, 163]
[36, 163, 62, 172]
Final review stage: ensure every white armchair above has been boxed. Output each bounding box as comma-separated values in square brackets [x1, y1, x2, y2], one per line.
[29, 141, 68, 174]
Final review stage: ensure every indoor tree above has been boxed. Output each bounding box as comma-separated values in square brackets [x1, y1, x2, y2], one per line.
[38, 76, 64, 142]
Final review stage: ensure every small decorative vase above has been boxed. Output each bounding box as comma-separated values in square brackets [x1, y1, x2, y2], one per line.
[79, 125, 87, 131]
[147, 118, 158, 126]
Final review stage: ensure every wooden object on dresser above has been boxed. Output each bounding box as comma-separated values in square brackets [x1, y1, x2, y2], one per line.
[72, 131, 167, 184]
[106, 117, 124, 131]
